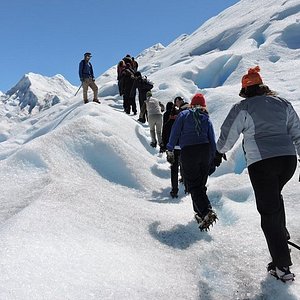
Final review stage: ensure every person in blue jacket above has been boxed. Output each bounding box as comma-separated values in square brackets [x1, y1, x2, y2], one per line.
[78, 52, 99, 104]
[167, 93, 217, 231]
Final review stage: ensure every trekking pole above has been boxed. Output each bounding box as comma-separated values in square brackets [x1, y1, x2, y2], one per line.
[298, 159, 300, 182]
[74, 83, 82, 96]
[288, 241, 300, 251]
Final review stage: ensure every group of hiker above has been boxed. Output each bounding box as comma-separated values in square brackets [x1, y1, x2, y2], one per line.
[78, 52, 300, 282]
[117, 54, 146, 116]
[134, 64, 299, 283]
[163, 66, 300, 283]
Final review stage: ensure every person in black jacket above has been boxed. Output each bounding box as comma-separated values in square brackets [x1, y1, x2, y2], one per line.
[121, 63, 137, 114]
[78, 52, 99, 104]
[162, 97, 189, 198]
[131, 72, 147, 114]
[161, 97, 189, 152]
[131, 72, 153, 122]
[131, 57, 138, 72]
[117, 60, 126, 96]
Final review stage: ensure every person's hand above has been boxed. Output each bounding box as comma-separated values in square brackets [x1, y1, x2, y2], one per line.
[214, 151, 227, 167]
[166, 150, 175, 165]
[80, 78, 83, 82]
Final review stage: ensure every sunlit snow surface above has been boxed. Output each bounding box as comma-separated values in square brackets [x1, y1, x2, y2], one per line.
[0, 0, 300, 299]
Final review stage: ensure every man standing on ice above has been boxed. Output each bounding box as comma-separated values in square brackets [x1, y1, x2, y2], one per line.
[78, 52, 100, 104]
[214, 66, 300, 282]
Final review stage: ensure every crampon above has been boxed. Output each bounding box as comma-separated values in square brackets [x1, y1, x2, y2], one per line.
[195, 210, 218, 231]
[267, 262, 295, 283]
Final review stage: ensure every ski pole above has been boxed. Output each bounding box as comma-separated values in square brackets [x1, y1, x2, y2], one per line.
[74, 83, 82, 96]
[288, 240, 300, 251]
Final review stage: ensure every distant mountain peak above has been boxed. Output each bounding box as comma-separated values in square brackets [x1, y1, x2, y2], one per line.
[136, 43, 165, 59]
[5, 73, 77, 114]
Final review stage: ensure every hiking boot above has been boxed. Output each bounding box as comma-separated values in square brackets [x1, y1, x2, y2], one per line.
[195, 210, 218, 231]
[268, 262, 295, 282]
[159, 147, 166, 153]
[93, 99, 101, 103]
[267, 262, 276, 272]
[84, 100, 89, 104]
[150, 141, 157, 148]
[137, 118, 146, 123]
[170, 189, 178, 198]
[267, 262, 276, 277]
[275, 266, 295, 282]
[194, 213, 203, 224]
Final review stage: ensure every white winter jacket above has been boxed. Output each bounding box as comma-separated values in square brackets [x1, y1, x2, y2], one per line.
[145, 97, 164, 115]
[217, 95, 300, 166]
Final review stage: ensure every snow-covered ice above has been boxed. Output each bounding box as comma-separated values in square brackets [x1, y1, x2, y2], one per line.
[0, 0, 300, 299]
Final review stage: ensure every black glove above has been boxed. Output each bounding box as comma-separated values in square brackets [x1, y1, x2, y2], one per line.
[214, 151, 227, 167]
[159, 143, 167, 153]
[80, 78, 84, 82]
[166, 150, 175, 165]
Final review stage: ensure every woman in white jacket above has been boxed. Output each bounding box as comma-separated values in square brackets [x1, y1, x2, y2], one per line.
[215, 66, 300, 282]
[143, 91, 165, 148]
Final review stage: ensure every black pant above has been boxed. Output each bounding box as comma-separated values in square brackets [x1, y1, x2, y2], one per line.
[180, 144, 211, 216]
[248, 155, 297, 267]
[170, 149, 181, 192]
[123, 94, 137, 114]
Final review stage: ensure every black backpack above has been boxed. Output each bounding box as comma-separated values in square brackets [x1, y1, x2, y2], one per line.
[141, 76, 153, 92]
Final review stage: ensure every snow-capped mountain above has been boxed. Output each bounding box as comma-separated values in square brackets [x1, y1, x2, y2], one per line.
[4, 72, 77, 114]
[0, 0, 300, 298]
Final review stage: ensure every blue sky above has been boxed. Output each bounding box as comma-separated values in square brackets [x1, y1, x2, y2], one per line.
[0, 0, 239, 92]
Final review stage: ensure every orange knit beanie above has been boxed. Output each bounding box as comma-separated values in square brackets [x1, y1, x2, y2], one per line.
[241, 66, 263, 88]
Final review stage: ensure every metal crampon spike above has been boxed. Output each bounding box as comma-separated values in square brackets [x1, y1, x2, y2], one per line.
[197, 209, 218, 231]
